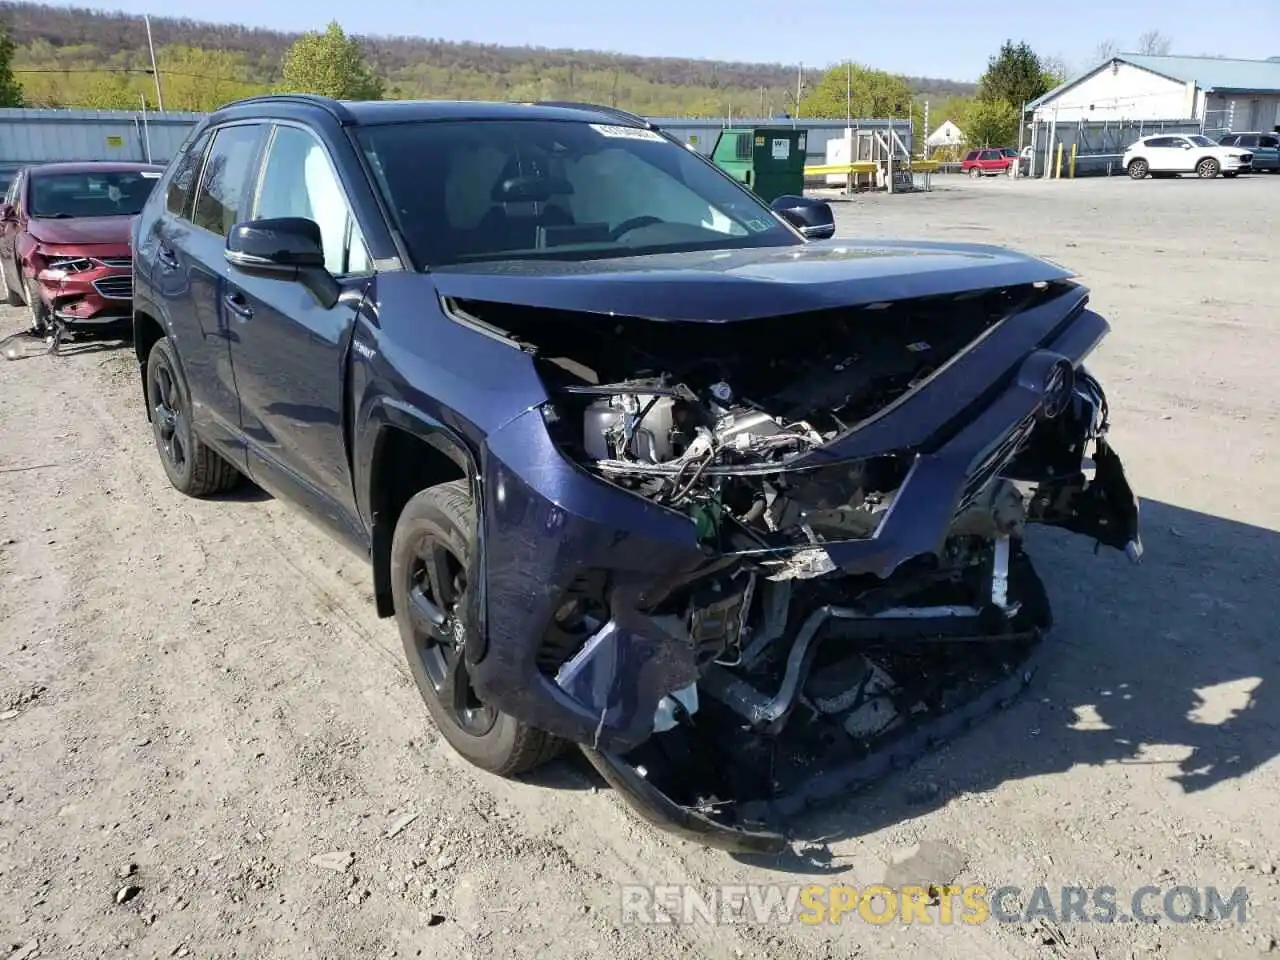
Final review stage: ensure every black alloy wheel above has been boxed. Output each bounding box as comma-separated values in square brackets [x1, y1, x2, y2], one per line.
[391, 481, 561, 776]
[405, 531, 498, 738]
[144, 338, 240, 497]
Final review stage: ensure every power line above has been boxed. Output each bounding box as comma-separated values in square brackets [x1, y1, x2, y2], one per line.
[13, 66, 265, 83]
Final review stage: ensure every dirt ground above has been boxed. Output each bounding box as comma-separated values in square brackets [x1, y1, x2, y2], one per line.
[2, 173, 1279, 960]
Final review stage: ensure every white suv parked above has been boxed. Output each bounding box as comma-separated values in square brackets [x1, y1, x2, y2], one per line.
[1123, 134, 1253, 179]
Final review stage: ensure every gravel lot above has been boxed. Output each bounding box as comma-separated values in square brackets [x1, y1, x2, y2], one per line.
[2, 173, 1278, 960]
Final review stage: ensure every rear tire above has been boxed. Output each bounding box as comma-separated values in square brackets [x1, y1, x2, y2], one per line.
[145, 337, 241, 497]
[1127, 159, 1149, 180]
[392, 480, 563, 776]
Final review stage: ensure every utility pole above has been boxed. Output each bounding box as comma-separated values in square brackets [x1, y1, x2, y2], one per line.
[794, 62, 802, 128]
[923, 100, 930, 158]
[759, 85, 764, 119]
[846, 61, 852, 129]
[144, 14, 164, 112]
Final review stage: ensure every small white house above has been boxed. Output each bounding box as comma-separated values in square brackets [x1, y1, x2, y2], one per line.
[1028, 54, 1280, 133]
[925, 119, 965, 148]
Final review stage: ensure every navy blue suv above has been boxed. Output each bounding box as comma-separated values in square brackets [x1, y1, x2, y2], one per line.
[131, 95, 1141, 851]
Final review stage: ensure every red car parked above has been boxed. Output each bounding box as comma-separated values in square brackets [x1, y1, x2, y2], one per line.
[0, 161, 164, 335]
[961, 147, 1018, 178]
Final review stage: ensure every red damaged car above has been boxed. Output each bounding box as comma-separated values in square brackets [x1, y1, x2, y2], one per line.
[0, 161, 164, 335]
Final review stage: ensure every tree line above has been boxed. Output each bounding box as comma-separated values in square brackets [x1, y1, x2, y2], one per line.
[0, 2, 974, 115]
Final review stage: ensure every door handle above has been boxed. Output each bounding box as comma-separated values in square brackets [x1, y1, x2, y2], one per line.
[223, 291, 253, 320]
[156, 244, 178, 270]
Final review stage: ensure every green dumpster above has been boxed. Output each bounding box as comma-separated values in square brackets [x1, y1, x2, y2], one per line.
[709, 127, 808, 203]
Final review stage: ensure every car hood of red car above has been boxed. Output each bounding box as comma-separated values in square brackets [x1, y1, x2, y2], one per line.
[27, 214, 134, 247]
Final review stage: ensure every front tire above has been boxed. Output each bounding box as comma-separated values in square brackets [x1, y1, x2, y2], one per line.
[392, 480, 562, 776]
[0, 259, 21, 306]
[968, 167, 981, 179]
[145, 337, 240, 497]
[1127, 159, 1149, 180]
[24, 277, 49, 334]
[1197, 157, 1220, 179]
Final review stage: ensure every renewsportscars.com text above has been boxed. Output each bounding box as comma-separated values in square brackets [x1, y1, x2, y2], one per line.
[620, 884, 1249, 926]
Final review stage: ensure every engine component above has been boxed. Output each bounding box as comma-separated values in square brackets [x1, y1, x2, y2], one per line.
[583, 392, 678, 462]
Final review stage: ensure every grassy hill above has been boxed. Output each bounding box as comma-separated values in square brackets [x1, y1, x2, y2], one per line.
[0, 1, 976, 115]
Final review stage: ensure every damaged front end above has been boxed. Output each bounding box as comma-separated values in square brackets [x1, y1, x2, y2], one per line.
[459, 274, 1141, 852]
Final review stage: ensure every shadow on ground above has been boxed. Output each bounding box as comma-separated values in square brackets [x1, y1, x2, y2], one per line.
[724, 497, 1278, 870]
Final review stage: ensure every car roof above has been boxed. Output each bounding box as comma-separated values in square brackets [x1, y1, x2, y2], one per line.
[210, 94, 655, 130]
[24, 161, 167, 175]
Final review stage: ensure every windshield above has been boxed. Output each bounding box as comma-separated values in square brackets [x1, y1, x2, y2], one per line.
[1187, 135, 1216, 148]
[355, 119, 798, 268]
[28, 169, 160, 219]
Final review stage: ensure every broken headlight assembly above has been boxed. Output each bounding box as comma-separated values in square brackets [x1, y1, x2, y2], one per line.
[539, 375, 906, 576]
[39, 253, 96, 274]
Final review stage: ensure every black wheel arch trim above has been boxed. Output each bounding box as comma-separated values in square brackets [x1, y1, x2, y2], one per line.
[356, 396, 488, 655]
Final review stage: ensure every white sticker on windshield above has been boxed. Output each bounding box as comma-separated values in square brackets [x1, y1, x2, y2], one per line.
[589, 123, 665, 142]
[140, 171, 162, 178]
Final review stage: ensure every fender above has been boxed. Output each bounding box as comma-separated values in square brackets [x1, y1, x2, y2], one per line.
[131, 289, 187, 423]
[355, 394, 490, 657]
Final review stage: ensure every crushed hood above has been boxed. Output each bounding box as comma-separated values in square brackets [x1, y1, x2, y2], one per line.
[28, 214, 135, 247]
[430, 240, 1076, 322]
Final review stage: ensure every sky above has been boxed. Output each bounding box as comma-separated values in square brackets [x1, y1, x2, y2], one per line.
[44, 0, 1280, 82]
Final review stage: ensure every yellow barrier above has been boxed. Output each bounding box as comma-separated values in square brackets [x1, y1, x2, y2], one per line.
[803, 162, 879, 176]
[909, 160, 941, 172]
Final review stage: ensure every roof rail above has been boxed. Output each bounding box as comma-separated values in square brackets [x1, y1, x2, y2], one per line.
[218, 93, 355, 124]
[532, 101, 658, 129]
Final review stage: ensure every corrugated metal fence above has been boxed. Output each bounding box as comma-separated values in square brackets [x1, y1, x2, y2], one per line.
[0, 107, 908, 172]
[1026, 117, 1207, 177]
[0, 108, 205, 178]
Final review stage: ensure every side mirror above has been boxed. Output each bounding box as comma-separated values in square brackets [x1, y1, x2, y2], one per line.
[770, 195, 836, 241]
[225, 217, 338, 308]
[1182, 143, 1193, 149]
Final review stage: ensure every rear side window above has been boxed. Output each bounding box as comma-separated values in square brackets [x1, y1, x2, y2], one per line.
[192, 124, 264, 238]
[166, 130, 211, 218]
[1261, 136, 1279, 148]
[964, 150, 979, 161]
[1238, 135, 1260, 148]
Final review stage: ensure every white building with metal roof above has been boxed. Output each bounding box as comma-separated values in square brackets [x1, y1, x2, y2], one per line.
[1027, 54, 1280, 134]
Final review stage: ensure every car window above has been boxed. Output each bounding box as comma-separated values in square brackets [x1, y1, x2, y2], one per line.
[1219, 135, 1237, 146]
[964, 150, 979, 161]
[27, 169, 160, 219]
[252, 124, 371, 276]
[1186, 135, 1215, 147]
[1237, 135, 1260, 148]
[1261, 136, 1279, 148]
[166, 129, 212, 219]
[356, 119, 797, 269]
[192, 124, 264, 238]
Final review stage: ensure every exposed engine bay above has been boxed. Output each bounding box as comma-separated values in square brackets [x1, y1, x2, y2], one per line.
[451, 282, 1143, 849]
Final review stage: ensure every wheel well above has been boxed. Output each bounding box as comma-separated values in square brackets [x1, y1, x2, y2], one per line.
[369, 426, 469, 617]
[133, 309, 165, 420]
